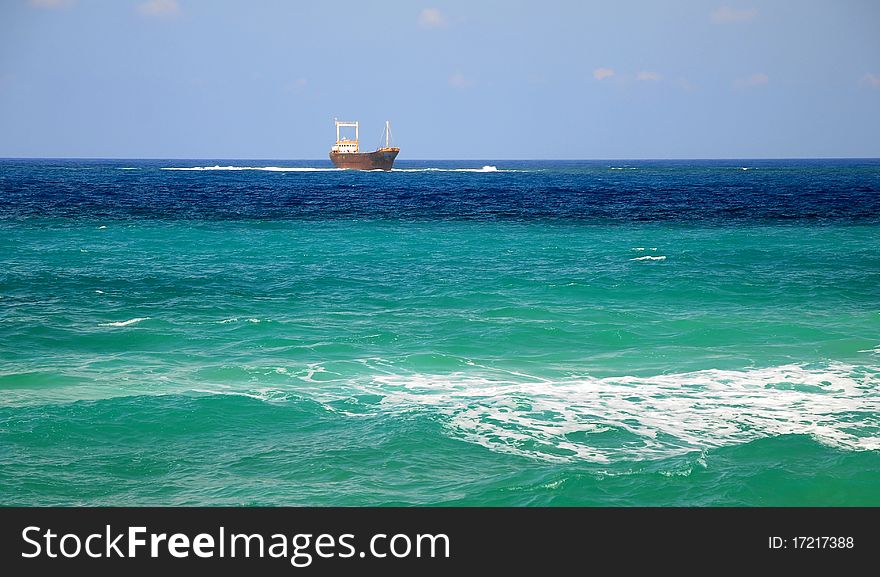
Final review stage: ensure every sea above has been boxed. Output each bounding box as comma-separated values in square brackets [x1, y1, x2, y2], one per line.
[1, 158, 878, 506]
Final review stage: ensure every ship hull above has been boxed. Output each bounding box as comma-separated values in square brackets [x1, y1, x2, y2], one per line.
[329, 148, 399, 171]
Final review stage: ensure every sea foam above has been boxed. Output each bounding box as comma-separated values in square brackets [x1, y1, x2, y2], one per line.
[162, 166, 342, 172]
[189, 361, 880, 464]
[392, 166, 517, 172]
[99, 317, 150, 327]
[342, 363, 880, 463]
[164, 165, 516, 173]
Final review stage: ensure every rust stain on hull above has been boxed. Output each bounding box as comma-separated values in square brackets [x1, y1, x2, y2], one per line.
[329, 148, 400, 171]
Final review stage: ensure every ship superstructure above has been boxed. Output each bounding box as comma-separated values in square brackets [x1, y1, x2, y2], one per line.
[329, 120, 399, 170]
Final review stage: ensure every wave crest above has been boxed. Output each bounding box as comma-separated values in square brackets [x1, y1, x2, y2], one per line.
[98, 317, 150, 327]
[630, 255, 666, 261]
[336, 363, 880, 462]
[162, 166, 341, 172]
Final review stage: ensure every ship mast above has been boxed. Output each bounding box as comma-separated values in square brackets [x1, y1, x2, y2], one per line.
[385, 121, 390, 148]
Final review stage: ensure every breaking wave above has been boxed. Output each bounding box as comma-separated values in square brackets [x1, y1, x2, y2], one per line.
[393, 166, 514, 173]
[98, 317, 150, 327]
[629, 255, 666, 261]
[345, 363, 880, 463]
[186, 362, 880, 464]
[162, 165, 516, 173]
[6, 357, 879, 465]
[162, 166, 342, 172]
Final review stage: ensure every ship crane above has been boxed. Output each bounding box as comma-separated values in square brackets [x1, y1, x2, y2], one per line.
[332, 120, 359, 153]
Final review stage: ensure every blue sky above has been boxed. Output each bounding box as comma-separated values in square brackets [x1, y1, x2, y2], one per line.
[1, 0, 878, 159]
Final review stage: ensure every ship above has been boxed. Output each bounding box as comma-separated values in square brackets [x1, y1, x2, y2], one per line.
[329, 120, 399, 170]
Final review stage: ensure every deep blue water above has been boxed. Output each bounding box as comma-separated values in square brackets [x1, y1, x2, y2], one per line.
[2, 159, 879, 223]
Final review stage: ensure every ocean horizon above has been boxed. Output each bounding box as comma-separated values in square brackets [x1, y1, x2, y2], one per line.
[1, 158, 878, 506]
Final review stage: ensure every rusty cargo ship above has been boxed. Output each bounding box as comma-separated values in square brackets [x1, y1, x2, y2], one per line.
[329, 120, 399, 170]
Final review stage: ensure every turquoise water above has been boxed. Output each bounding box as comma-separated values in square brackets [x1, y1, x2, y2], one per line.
[1, 159, 879, 505]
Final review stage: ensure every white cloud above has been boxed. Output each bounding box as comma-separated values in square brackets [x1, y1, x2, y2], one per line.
[137, 0, 180, 18]
[527, 72, 547, 85]
[737, 72, 769, 88]
[418, 8, 447, 28]
[675, 77, 695, 91]
[636, 71, 662, 82]
[27, 0, 73, 8]
[285, 78, 308, 93]
[448, 72, 472, 88]
[861, 73, 880, 87]
[712, 6, 757, 23]
[593, 67, 615, 81]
